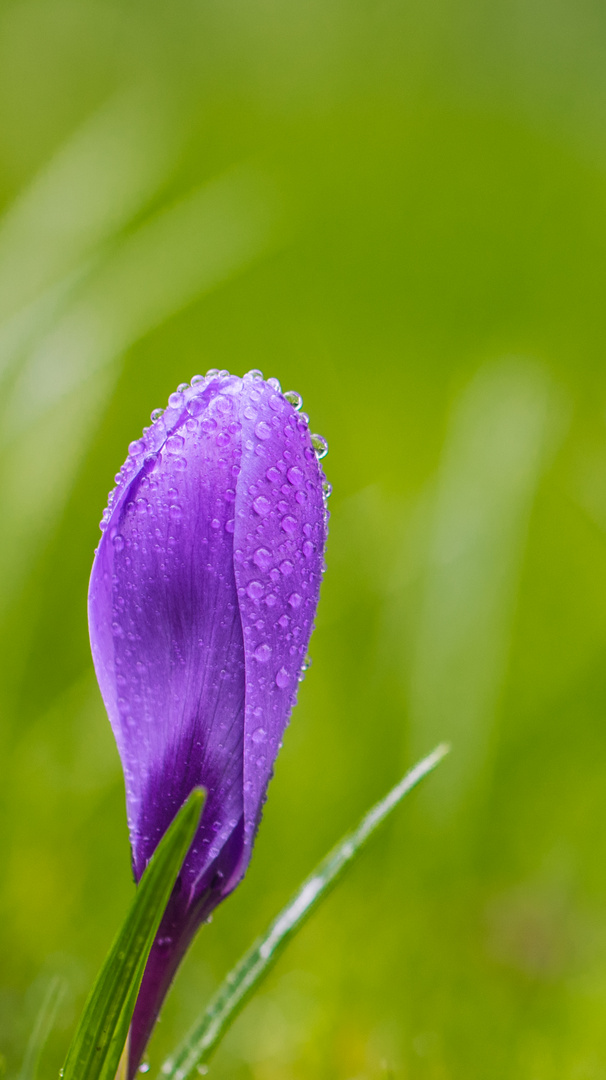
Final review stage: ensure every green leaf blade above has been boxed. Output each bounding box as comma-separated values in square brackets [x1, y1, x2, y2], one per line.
[160, 744, 449, 1080]
[63, 787, 205, 1080]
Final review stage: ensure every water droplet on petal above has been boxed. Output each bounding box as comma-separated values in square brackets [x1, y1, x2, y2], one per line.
[211, 518, 221, 529]
[206, 368, 220, 377]
[323, 479, 333, 498]
[113, 535, 125, 552]
[281, 515, 297, 536]
[253, 547, 272, 571]
[278, 614, 290, 628]
[187, 397, 205, 417]
[284, 390, 303, 410]
[303, 540, 314, 557]
[191, 374, 205, 385]
[253, 495, 271, 517]
[311, 433, 329, 458]
[288, 592, 303, 608]
[276, 667, 289, 689]
[280, 560, 294, 575]
[151, 408, 164, 423]
[246, 580, 264, 600]
[244, 368, 264, 381]
[252, 727, 267, 744]
[286, 466, 304, 487]
[267, 377, 281, 391]
[254, 642, 272, 663]
[255, 421, 271, 440]
[166, 434, 185, 453]
[168, 391, 184, 408]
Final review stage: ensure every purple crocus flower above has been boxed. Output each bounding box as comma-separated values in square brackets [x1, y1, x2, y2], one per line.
[88, 370, 329, 1073]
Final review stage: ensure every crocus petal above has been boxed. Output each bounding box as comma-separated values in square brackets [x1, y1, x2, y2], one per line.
[88, 371, 328, 1072]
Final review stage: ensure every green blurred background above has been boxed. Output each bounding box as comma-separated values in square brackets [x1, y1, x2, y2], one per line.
[2, 0, 606, 1077]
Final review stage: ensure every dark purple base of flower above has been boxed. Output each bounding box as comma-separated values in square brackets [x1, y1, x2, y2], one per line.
[129, 822, 246, 1078]
[129, 889, 213, 1079]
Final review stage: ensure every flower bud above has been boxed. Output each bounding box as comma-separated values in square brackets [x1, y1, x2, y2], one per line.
[88, 371, 329, 1072]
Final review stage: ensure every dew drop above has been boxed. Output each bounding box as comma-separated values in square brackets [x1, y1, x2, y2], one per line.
[253, 546, 272, 571]
[254, 642, 272, 663]
[286, 466, 304, 487]
[129, 439, 144, 456]
[252, 727, 267, 744]
[244, 368, 264, 381]
[267, 376, 281, 391]
[311, 433, 329, 458]
[284, 390, 303, 410]
[225, 519, 235, 533]
[191, 374, 205, 385]
[166, 434, 185, 453]
[266, 466, 281, 483]
[187, 397, 205, 417]
[303, 540, 314, 558]
[206, 368, 220, 377]
[246, 580, 264, 600]
[255, 420, 271, 440]
[253, 495, 271, 517]
[281, 515, 297, 536]
[177, 382, 189, 392]
[278, 614, 290, 629]
[113, 535, 125, 552]
[276, 667, 289, 689]
[211, 518, 221, 530]
[265, 593, 277, 607]
[288, 592, 303, 608]
[151, 407, 164, 423]
[139, 1064, 150, 1074]
[168, 391, 184, 408]
[216, 431, 230, 446]
[280, 560, 294, 575]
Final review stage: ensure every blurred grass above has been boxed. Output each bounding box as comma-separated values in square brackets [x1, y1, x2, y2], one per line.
[2, 0, 606, 1078]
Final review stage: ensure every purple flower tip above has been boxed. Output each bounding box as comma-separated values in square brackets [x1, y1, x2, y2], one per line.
[87, 371, 329, 1072]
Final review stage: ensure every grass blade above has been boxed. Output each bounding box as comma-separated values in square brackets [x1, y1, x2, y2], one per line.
[159, 745, 450, 1080]
[18, 975, 66, 1080]
[63, 787, 205, 1080]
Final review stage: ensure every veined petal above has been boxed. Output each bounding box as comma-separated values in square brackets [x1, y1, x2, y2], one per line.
[233, 380, 326, 878]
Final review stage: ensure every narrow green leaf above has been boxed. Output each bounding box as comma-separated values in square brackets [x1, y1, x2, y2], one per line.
[18, 975, 66, 1080]
[63, 787, 205, 1080]
[159, 744, 450, 1080]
